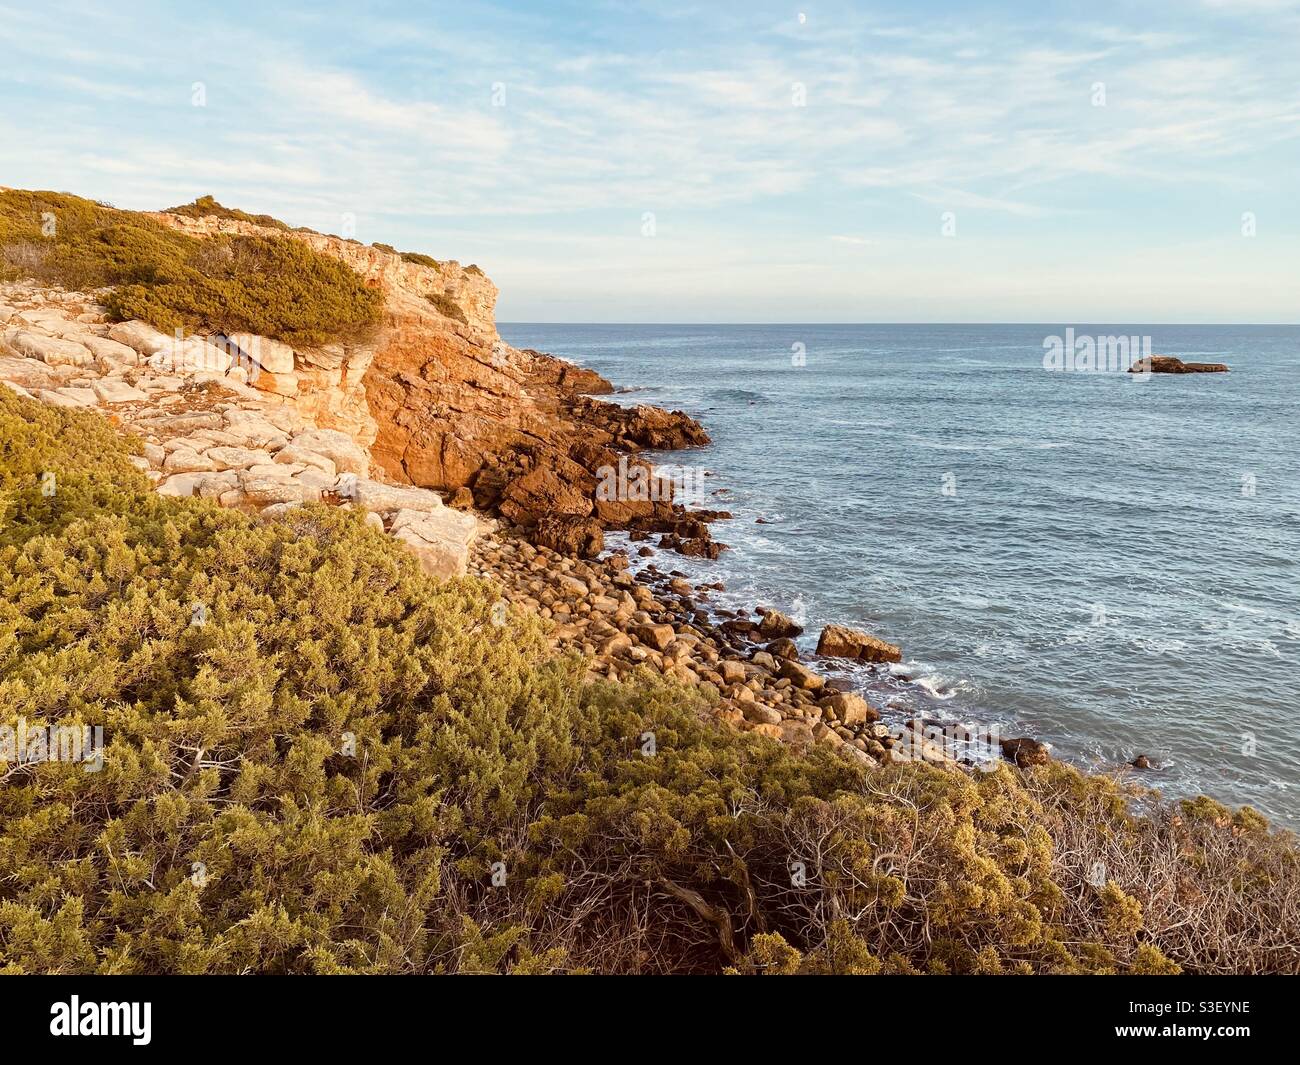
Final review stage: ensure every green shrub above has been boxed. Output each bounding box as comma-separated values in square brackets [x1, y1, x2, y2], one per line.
[1, 388, 1297, 975]
[0, 190, 382, 347]
[427, 292, 467, 324]
[400, 251, 441, 269]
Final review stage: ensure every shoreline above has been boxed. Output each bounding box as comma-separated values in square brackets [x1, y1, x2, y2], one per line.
[478, 354, 1053, 774]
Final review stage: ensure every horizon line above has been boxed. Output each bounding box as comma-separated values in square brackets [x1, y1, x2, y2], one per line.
[499, 321, 1300, 328]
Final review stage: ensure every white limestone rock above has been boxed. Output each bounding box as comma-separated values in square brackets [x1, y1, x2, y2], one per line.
[273, 444, 336, 476]
[107, 320, 172, 356]
[340, 476, 444, 514]
[203, 446, 276, 471]
[289, 428, 368, 476]
[388, 507, 478, 580]
[223, 333, 296, 375]
[7, 331, 95, 367]
[91, 379, 149, 404]
[82, 336, 141, 373]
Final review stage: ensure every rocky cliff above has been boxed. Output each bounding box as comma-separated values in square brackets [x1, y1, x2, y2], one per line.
[150, 210, 719, 557]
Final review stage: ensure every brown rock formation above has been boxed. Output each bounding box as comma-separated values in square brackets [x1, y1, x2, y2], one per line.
[1129, 355, 1229, 374]
[1000, 736, 1051, 767]
[816, 623, 903, 663]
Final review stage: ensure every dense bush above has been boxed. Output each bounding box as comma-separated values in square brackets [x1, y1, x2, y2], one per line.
[400, 251, 441, 269]
[1, 389, 1296, 974]
[427, 292, 467, 324]
[0, 190, 382, 346]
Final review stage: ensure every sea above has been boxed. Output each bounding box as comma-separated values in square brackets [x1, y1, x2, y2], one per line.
[498, 323, 1300, 828]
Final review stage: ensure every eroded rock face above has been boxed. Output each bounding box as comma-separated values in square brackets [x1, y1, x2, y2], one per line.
[13, 205, 723, 561]
[149, 213, 718, 556]
[0, 279, 483, 585]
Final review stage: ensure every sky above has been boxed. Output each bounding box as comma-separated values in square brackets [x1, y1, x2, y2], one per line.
[1, 0, 1298, 322]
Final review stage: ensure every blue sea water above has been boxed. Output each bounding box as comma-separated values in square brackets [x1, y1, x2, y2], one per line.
[499, 323, 1300, 827]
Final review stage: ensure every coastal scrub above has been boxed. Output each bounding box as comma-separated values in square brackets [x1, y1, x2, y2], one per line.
[0, 389, 1296, 975]
[0, 190, 382, 346]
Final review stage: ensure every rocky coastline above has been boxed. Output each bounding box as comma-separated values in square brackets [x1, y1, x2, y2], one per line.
[0, 201, 1047, 776]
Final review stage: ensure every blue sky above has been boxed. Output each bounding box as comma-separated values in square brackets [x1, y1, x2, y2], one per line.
[2, 0, 1298, 322]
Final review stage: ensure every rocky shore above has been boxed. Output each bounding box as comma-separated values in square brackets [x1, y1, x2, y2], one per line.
[468, 524, 1051, 770]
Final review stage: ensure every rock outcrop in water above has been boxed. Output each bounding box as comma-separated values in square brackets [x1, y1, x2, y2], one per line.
[816, 623, 904, 663]
[1129, 355, 1229, 374]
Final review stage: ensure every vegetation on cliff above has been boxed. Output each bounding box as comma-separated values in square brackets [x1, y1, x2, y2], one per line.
[426, 292, 468, 324]
[162, 194, 293, 233]
[0, 190, 382, 346]
[1, 389, 1296, 974]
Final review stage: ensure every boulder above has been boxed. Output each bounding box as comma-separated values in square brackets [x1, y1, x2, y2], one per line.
[36, 388, 91, 408]
[7, 331, 94, 367]
[107, 320, 173, 356]
[534, 514, 604, 557]
[82, 336, 140, 373]
[777, 658, 824, 691]
[766, 637, 800, 660]
[816, 623, 902, 664]
[238, 469, 314, 505]
[344, 477, 444, 513]
[203, 446, 276, 471]
[273, 444, 337, 476]
[289, 428, 369, 476]
[388, 507, 478, 580]
[818, 692, 879, 727]
[1000, 736, 1051, 767]
[52, 387, 99, 407]
[742, 704, 783, 726]
[147, 336, 232, 375]
[163, 448, 219, 474]
[223, 410, 290, 449]
[634, 623, 675, 651]
[719, 660, 748, 684]
[0, 354, 61, 390]
[778, 719, 816, 751]
[91, 379, 149, 404]
[757, 609, 803, 639]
